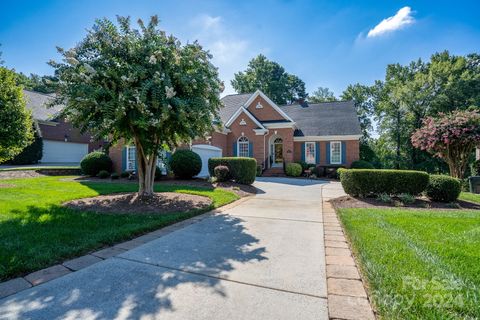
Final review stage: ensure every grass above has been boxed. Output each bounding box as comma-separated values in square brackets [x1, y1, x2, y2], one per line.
[459, 192, 480, 204]
[338, 207, 480, 319]
[0, 176, 238, 281]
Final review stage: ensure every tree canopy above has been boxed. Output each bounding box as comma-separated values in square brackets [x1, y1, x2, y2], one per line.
[50, 15, 223, 197]
[231, 54, 306, 105]
[412, 110, 480, 178]
[309, 86, 337, 103]
[0, 67, 33, 163]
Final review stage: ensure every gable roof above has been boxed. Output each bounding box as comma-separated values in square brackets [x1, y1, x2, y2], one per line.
[218, 93, 253, 123]
[281, 101, 362, 136]
[23, 90, 64, 121]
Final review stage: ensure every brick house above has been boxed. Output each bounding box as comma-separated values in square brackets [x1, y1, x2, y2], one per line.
[111, 90, 362, 175]
[24, 90, 104, 163]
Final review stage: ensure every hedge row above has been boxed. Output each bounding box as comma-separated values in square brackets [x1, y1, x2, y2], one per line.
[340, 169, 429, 197]
[208, 157, 257, 185]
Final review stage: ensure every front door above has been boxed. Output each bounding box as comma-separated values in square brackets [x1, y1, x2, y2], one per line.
[272, 138, 283, 167]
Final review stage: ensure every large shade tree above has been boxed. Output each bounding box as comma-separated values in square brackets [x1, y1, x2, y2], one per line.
[309, 86, 337, 103]
[411, 110, 480, 179]
[50, 16, 223, 197]
[0, 67, 33, 163]
[231, 54, 306, 105]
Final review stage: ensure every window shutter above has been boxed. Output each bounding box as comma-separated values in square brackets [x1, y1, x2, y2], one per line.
[121, 147, 127, 171]
[249, 142, 253, 158]
[326, 142, 331, 164]
[301, 143, 305, 162]
[233, 142, 237, 157]
[341, 141, 347, 164]
[315, 142, 320, 164]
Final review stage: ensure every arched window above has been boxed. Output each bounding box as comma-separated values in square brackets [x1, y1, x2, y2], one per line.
[274, 137, 282, 144]
[237, 136, 249, 157]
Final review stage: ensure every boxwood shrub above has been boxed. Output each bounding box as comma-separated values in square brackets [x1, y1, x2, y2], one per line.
[351, 160, 375, 169]
[208, 157, 257, 184]
[285, 163, 302, 177]
[214, 165, 230, 182]
[80, 151, 113, 176]
[426, 175, 461, 202]
[169, 149, 202, 179]
[340, 169, 429, 197]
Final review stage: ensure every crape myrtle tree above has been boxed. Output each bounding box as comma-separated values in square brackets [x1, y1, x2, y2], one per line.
[50, 16, 223, 197]
[0, 67, 33, 163]
[411, 110, 480, 179]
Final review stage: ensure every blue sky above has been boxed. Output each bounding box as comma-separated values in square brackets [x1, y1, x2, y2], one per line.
[1, 0, 479, 96]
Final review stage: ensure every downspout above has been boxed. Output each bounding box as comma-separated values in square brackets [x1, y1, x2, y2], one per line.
[264, 130, 269, 169]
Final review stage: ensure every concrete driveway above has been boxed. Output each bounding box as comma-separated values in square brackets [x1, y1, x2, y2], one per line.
[0, 177, 340, 320]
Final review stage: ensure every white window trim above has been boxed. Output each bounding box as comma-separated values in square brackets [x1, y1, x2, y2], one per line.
[305, 142, 316, 164]
[126, 145, 136, 171]
[237, 136, 250, 157]
[330, 141, 342, 165]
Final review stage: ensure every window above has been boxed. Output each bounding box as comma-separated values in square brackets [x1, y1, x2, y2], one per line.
[237, 136, 249, 157]
[330, 141, 341, 164]
[305, 142, 316, 164]
[126, 146, 136, 171]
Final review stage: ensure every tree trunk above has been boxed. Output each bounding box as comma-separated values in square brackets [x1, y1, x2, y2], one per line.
[134, 140, 158, 199]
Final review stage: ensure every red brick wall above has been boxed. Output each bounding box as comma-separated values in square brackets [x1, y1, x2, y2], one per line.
[293, 140, 359, 167]
[246, 96, 286, 122]
[38, 118, 104, 152]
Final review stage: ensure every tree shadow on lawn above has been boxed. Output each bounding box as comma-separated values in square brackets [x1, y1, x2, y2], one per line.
[0, 213, 268, 319]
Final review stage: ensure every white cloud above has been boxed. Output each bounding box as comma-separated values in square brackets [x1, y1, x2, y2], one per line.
[367, 6, 415, 38]
[191, 14, 265, 96]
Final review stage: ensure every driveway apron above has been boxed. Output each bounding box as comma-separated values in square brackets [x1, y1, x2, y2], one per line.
[0, 177, 329, 320]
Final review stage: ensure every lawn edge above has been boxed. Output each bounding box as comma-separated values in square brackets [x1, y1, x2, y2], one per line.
[0, 191, 252, 300]
[323, 198, 376, 320]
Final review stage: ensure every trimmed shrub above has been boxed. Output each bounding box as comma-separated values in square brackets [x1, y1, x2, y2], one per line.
[169, 149, 202, 179]
[285, 163, 302, 177]
[351, 160, 375, 169]
[80, 151, 113, 176]
[426, 175, 461, 203]
[298, 161, 309, 171]
[340, 169, 429, 197]
[398, 193, 415, 204]
[120, 171, 130, 178]
[214, 165, 230, 182]
[97, 170, 110, 179]
[208, 157, 257, 184]
[111, 172, 119, 180]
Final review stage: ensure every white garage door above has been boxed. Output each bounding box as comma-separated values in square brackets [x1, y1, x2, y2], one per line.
[191, 144, 222, 177]
[41, 140, 89, 163]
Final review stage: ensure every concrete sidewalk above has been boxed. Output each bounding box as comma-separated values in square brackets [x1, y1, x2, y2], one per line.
[0, 177, 330, 320]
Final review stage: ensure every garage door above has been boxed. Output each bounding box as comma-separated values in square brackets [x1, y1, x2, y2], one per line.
[41, 140, 89, 163]
[191, 144, 222, 177]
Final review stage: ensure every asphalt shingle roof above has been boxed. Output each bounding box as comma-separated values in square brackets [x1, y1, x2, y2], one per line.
[218, 93, 253, 123]
[23, 90, 64, 121]
[281, 101, 362, 136]
[219, 93, 362, 136]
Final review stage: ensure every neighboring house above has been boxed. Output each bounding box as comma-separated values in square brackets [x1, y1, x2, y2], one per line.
[476, 147, 480, 161]
[24, 90, 104, 163]
[111, 90, 361, 175]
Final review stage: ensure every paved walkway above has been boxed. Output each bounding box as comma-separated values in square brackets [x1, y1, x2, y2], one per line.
[0, 177, 357, 320]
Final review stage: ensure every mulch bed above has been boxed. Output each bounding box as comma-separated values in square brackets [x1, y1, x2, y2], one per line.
[0, 171, 44, 180]
[331, 195, 480, 210]
[71, 177, 257, 198]
[64, 192, 212, 215]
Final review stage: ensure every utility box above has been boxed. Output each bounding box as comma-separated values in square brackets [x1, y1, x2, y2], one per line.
[469, 176, 480, 194]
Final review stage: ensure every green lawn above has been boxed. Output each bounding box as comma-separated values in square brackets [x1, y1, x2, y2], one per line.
[459, 192, 480, 204]
[339, 208, 480, 319]
[0, 176, 238, 281]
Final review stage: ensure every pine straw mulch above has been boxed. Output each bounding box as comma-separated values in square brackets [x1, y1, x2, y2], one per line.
[330, 195, 480, 211]
[0, 171, 44, 180]
[64, 192, 212, 215]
